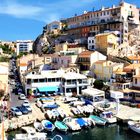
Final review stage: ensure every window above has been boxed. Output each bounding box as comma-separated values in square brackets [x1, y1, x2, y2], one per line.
[89, 40, 91, 43]
[135, 78, 137, 84]
[34, 79, 38, 83]
[48, 78, 51, 82]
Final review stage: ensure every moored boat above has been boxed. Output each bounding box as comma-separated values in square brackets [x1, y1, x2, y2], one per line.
[63, 117, 81, 131]
[41, 120, 55, 132]
[75, 118, 88, 128]
[54, 121, 68, 132]
[83, 117, 96, 127]
[89, 115, 106, 125]
[33, 121, 44, 132]
[128, 121, 140, 134]
[100, 111, 117, 124]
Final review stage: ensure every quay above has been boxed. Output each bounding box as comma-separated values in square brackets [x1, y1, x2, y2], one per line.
[1, 96, 140, 132]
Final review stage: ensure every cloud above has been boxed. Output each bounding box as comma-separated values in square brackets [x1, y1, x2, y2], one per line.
[0, 0, 95, 23]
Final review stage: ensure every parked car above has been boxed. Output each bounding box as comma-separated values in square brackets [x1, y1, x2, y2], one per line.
[22, 104, 32, 112]
[17, 106, 29, 114]
[11, 107, 22, 116]
[19, 94, 26, 100]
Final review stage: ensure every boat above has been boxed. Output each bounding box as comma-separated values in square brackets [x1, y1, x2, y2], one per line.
[57, 108, 66, 119]
[100, 111, 117, 124]
[33, 121, 44, 132]
[48, 134, 63, 140]
[75, 118, 88, 128]
[71, 107, 81, 115]
[45, 110, 55, 120]
[54, 121, 68, 132]
[83, 117, 96, 127]
[128, 121, 140, 134]
[51, 109, 60, 119]
[41, 120, 55, 132]
[63, 117, 81, 131]
[14, 126, 47, 140]
[89, 115, 106, 125]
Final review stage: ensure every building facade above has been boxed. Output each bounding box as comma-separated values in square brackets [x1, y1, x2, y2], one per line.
[16, 40, 33, 55]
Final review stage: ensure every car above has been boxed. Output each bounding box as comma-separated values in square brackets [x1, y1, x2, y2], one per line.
[11, 107, 22, 116]
[19, 94, 26, 100]
[23, 100, 30, 106]
[17, 106, 29, 114]
[22, 104, 32, 112]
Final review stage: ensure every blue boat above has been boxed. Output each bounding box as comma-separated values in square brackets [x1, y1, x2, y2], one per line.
[89, 115, 106, 125]
[41, 120, 55, 132]
[43, 104, 58, 109]
[54, 121, 68, 132]
[76, 118, 88, 128]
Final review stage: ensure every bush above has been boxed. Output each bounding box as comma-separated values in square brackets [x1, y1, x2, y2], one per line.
[93, 80, 104, 89]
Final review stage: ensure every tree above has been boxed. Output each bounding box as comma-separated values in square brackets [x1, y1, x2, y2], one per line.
[93, 80, 104, 89]
[0, 90, 5, 100]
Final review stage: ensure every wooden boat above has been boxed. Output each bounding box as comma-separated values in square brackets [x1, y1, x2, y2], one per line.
[57, 108, 66, 119]
[41, 120, 55, 132]
[33, 121, 44, 132]
[128, 121, 140, 134]
[83, 118, 96, 127]
[54, 121, 68, 132]
[100, 111, 117, 124]
[75, 118, 88, 128]
[63, 117, 81, 131]
[14, 126, 47, 140]
[89, 115, 106, 125]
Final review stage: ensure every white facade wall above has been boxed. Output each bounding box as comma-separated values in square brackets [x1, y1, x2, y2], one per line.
[90, 51, 107, 66]
[16, 40, 33, 55]
[88, 37, 96, 50]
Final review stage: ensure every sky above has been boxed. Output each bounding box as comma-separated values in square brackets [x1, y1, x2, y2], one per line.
[0, 0, 139, 41]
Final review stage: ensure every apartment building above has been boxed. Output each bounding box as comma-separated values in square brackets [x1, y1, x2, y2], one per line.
[16, 40, 33, 55]
[95, 32, 118, 54]
[44, 21, 62, 34]
[88, 36, 96, 50]
[92, 60, 124, 81]
[77, 51, 107, 71]
[64, 1, 139, 45]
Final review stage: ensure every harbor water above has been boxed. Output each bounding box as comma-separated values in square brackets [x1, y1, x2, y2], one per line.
[7, 124, 140, 140]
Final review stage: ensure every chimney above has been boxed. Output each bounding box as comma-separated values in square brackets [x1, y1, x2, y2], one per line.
[101, 6, 104, 11]
[112, 5, 115, 8]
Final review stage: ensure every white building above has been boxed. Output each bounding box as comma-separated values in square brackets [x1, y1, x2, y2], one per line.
[24, 68, 89, 96]
[16, 40, 33, 55]
[133, 67, 140, 88]
[88, 37, 96, 50]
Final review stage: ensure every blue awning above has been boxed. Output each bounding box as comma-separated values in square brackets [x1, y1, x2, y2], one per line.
[38, 86, 58, 92]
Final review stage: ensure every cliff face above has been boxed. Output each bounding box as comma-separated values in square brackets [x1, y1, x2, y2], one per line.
[33, 33, 54, 55]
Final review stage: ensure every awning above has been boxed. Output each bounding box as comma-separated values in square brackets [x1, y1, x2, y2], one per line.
[38, 86, 58, 92]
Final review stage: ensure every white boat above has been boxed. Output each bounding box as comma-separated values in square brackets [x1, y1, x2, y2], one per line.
[128, 121, 140, 134]
[45, 110, 54, 119]
[14, 126, 47, 140]
[33, 121, 44, 132]
[83, 118, 96, 127]
[77, 106, 85, 114]
[71, 107, 81, 115]
[57, 108, 66, 118]
[63, 117, 81, 131]
[100, 111, 117, 124]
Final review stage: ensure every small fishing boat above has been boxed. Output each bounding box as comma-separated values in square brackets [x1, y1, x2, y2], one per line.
[54, 121, 68, 132]
[48, 134, 63, 140]
[57, 108, 66, 119]
[63, 117, 81, 131]
[33, 121, 44, 132]
[83, 118, 96, 127]
[100, 111, 117, 124]
[41, 120, 55, 132]
[51, 109, 60, 118]
[14, 126, 47, 140]
[75, 118, 88, 128]
[71, 107, 81, 115]
[89, 115, 106, 125]
[45, 110, 54, 119]
[128, 121, 140, 134]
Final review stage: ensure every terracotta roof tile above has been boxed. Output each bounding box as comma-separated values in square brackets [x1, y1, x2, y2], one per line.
[78, 51, 95, 58]
[127, 56, 140, 61]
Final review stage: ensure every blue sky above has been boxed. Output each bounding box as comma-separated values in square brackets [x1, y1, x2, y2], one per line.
[0, 0, 139, 41]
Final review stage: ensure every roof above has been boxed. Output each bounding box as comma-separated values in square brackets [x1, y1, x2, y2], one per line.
[19, 63, 28, 67]
[62, 72, 87, 80]
[82, 87, 105, 97]
[133, 75, 140, 78]
[78, 51, 95, 58]
[127, 56, 140, 61]
[124, 64, 140, 72]
[95, 32, 116, 37]
[94, 60, 107, 64]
